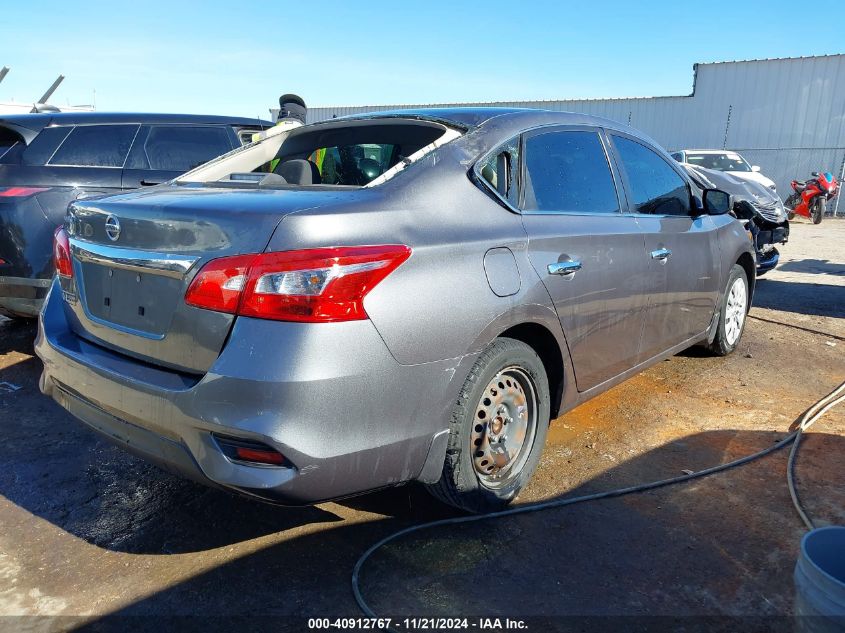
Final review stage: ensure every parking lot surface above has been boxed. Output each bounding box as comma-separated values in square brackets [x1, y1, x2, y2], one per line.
[0, 220, 842, 629]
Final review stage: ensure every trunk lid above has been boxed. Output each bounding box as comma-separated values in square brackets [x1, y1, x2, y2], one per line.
[63, 184, 348, 374]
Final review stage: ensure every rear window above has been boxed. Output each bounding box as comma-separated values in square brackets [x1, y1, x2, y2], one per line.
[269, 122, 446, 186]
[0, 127, 23, 163]
[685, 152, 751, 172]
[311, 143, 398, 185]
[178, 119, 456, 187]
[49, 124, 138, 167]
[126, 125, 234, 172]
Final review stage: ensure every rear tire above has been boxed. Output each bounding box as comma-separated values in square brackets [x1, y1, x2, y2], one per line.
[708, 264, 749, 357]
[812, 198, 824, 224]
[426, 337, 550, 513]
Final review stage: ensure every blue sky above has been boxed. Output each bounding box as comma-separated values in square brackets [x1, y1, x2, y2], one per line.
[3, 0, 844, 118]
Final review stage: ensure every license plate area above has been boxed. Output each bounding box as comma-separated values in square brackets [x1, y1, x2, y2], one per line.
[81, 263, 182, 336]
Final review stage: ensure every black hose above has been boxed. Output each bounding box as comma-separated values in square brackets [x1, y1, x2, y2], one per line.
[352, 379, 845, 624]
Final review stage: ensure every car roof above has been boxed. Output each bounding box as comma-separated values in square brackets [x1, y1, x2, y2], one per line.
[337, 107, 621, 130]
[0, 111, 272, 135]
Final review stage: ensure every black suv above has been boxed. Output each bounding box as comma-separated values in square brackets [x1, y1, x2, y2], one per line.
[0, 112, 270, 317]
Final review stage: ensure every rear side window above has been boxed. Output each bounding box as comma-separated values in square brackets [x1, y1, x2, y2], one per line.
[49, 124, 138, 167]
[21, 126, 73, 165]
[612, 135, 691, 216]
[478, 137, 520, 207]
[126, 125, 234, 172]
[522, 130, 619, 214]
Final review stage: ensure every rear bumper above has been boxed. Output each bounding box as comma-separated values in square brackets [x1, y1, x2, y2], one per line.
[0, 276, 51, 317]
[35, 280, 464, 504]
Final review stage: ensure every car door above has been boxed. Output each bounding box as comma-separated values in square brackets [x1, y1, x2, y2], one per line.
[122, 124, 236, 188]
[518, 126, 650, 392]
[607, 133, 721, 362]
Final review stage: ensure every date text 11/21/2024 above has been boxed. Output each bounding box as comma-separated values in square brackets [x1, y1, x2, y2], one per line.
[307, 617, 528, 630]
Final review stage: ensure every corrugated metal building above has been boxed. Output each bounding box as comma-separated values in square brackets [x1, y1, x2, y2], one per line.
[299, 55, 845, 210]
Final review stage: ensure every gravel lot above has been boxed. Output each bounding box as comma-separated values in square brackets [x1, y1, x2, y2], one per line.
[0, 219, 842, 630]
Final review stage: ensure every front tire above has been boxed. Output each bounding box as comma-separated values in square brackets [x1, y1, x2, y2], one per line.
[426, 337, 550, 513]
[812, 198, 824, 224]
[708, 264, 749, 356]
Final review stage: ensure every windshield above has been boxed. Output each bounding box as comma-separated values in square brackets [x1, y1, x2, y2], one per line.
[178, 119, 458, 188]
[684, 152, 751, 172]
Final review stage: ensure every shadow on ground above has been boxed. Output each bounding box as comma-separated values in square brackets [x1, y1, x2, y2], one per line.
[90, 431, 841, 631]
[776, 258, 845, 277]
[753, 279, 845, 318]
[3, 386, 842, 628]
[0, 317, 37, 356]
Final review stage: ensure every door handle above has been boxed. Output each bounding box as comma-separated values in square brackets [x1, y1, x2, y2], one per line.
[548, 260, 582, 276]
[650, 248, 672, 261]
[140, 180, 162, 187]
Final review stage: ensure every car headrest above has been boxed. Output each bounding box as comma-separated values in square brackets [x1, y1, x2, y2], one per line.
[276, 159, 321, 185]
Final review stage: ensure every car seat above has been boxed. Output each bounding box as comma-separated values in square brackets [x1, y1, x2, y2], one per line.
[276, 159, 321, 185]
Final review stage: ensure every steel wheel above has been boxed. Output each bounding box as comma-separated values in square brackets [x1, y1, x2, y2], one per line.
[470, 366, 538, 489]
[426, 337, 551, 513]
[724, 276, 747, 346]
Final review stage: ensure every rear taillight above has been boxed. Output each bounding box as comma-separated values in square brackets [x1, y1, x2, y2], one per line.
[53, 227, 73, 278]
[183, 254, 253, 314]
[185, 245, 411, 322]
[0, 187, 49, 198]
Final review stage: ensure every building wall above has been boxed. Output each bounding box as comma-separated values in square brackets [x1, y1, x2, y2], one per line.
[302, 55, 845, 210]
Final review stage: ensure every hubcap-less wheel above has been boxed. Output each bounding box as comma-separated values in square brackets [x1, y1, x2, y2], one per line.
[724, 277, 747, 346]
[471, 366, 538, 489]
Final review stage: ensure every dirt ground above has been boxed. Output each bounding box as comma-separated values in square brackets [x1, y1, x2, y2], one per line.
[0, 220, 842, 631]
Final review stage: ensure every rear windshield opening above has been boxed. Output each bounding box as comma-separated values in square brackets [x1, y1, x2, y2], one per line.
[266, 123, 445, 186]
[179, 119, 456, 188]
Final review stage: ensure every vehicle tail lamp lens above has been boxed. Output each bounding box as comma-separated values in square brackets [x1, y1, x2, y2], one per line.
[0, 187, 49, 198]
[213, 434, 287, 467]
[53, 227, 73, 278]
[185, 245, 411, 322]
[184, 255, 253, 314]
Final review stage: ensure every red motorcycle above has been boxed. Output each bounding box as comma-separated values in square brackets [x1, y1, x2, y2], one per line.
[786, 171, 839, 224]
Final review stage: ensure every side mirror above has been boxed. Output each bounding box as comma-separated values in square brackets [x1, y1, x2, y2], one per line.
[703, 188, 733, 215]
[751, 165, 761, 172]
[811, 171, 819, 177]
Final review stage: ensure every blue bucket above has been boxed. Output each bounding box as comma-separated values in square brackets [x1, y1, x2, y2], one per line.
[794, 526, 845, 632]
